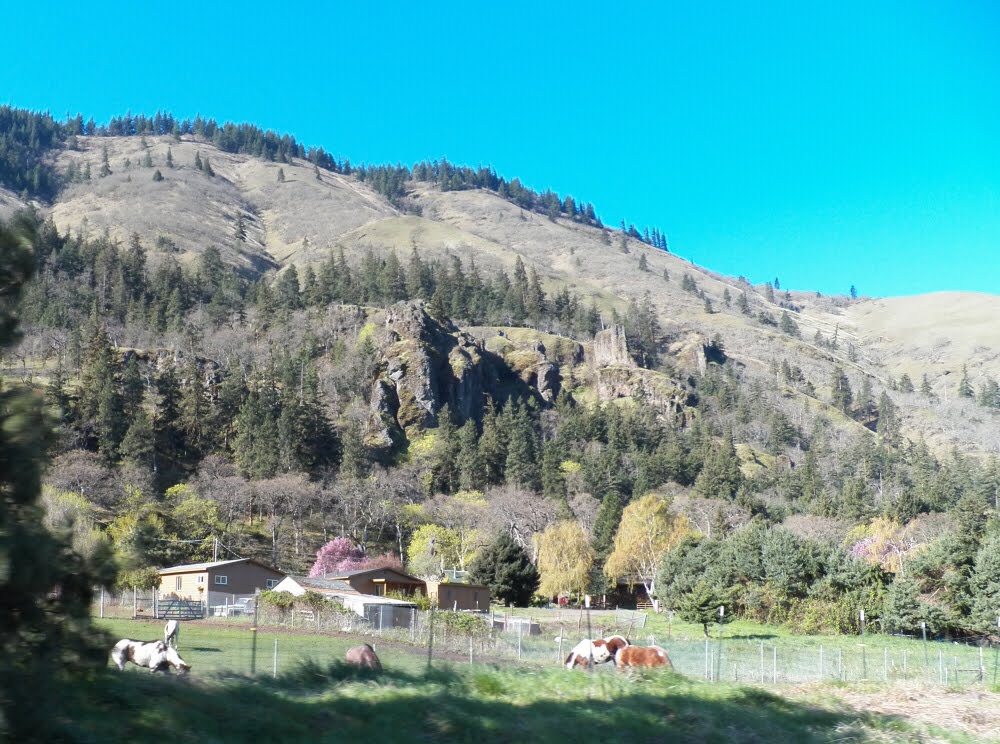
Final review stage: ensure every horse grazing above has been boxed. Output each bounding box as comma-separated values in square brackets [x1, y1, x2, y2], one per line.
[164, 619, 179, 648]
[345, 643, 382, 671]
[565, 635, 630, 669]
[615, 644, 673, 670]
[111, 638, 191, 674]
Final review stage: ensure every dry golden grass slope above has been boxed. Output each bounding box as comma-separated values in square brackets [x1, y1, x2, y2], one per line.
[24, 135, 1000, 456]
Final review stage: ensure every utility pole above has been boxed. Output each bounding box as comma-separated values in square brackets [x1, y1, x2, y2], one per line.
[214, 536, 218, 561]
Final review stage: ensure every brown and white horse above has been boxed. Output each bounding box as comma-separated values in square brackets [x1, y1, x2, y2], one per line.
[111, 638, 191, 673]
[565, 635, 630, 669]
[615, 644, 673, 670]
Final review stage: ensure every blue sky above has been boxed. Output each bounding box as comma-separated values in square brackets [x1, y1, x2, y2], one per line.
[3, 1, 999, 297]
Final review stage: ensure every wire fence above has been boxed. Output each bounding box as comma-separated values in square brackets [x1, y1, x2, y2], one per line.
[93, 595, 1000, 689]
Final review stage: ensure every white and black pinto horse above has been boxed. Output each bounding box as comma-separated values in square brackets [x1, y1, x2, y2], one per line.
[111, 622, 190, 674]
[564, 634, 630, 669]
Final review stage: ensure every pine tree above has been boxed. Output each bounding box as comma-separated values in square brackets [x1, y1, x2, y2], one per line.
[99, 146, 112, 177]
[431, 405, 460, 493]
[693, 432, 743, 499]
[638, 253, 648, 272]
[830, 366, 853, 414]
[591, 489, 623, 561]
[898, 373, 915, 393]
[457, 420, 486, 491]
[779, 311, 799, 337]
[958, 364, 974, 398]
[504, 403, 540, 491]
[736, 291, 751, 315]
[0, 216, 112, 737]
[233, 384, 281, 480]
[676, 580, 731, 637]
[468, 532, 540, 606]
[478, 400, 507, 484]
[234, 214, 247, 243]
[165, 146, 174, 168]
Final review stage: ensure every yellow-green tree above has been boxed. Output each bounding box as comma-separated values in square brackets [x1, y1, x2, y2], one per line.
[537, 520, 593, 598]
[407, 523, 461, 579]
[604, 494, 692, 600]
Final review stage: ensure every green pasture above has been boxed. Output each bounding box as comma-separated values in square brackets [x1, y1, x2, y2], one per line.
[28, 626, 978, 744]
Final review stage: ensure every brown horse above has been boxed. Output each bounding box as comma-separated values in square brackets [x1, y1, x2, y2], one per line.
[615, 644, 673, 670]
[565, 635, 630, 669]
[346, 643, 382, 670]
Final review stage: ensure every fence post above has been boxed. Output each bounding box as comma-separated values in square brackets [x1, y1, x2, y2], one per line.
[100, 586, 105, 619]
[883, 647, 888, 682]
[819, 646, 823, 679]
[980, 645, 985, 683]
[517, 620, 523, 661]
[250, 593, 259, 676]
[759, 642, 765, 683]
[410, 608, 416, 643]
[903, 649, 907, 680]
[427, 606, 435, 670]
[704, 638, 710, 681]
[938, 650, 943, 684]
[273, 639, 278, 678]
[922, 621, 929, 669]
[838, 648, 842, 680]
[133, 586, 137, 618]
[772, 646, 777, 684]
[469, 635, 474, 666]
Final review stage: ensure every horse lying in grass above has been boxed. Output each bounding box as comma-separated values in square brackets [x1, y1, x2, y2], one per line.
[111, 638, 191, 674]
[565, 635, 630, 669]
[614, 644, 673, 670]
[346, 643, 382, 671]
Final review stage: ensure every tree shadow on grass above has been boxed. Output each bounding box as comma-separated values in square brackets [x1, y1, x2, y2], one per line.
[724, 633, 779, 641]
[36, 663, 906, 744]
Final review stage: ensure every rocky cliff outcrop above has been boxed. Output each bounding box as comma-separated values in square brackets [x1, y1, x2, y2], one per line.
[369, 302, 504, 443]
[593, 325, 634, 368]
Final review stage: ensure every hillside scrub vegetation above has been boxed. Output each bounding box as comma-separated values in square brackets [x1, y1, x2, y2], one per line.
[4, 109, 1000, 646]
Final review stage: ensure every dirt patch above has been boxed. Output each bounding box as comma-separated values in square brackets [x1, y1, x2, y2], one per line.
[789, 682, 1000, 740]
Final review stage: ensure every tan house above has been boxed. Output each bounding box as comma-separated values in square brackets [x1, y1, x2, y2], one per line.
[329, 567, 426, 598]
[425, 580, 491, 611]
[158, 558, 285, 604]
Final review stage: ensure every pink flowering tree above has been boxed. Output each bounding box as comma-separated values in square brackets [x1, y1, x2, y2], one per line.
[309, 537, 404, 577]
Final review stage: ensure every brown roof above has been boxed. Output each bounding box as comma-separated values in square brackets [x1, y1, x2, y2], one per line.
[332, 567, 425, 583]
[158, 558, 283, 576]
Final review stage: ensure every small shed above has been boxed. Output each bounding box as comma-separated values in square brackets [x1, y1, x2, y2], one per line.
[425, 580, 491, 611]
[272, 575, 418, 628]
[158, 558, 285, 605]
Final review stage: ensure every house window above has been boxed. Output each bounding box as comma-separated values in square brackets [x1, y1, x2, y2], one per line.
[197, 575, 205, 584]
[175, 576, 182, 590]
[214, 575, 228, 586]
[266, 579, 279, 589]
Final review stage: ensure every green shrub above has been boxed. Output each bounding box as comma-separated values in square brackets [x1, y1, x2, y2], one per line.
[436, 610, 490, 637]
